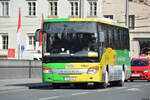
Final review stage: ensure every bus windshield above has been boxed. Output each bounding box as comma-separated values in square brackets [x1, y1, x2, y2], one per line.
[43, 22, 99, 58]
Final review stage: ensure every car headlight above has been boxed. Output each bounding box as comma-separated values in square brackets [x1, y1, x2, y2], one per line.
[144, 70, 149, 73]
[43, 67, 52, 74]
[87, 66, 99, 74]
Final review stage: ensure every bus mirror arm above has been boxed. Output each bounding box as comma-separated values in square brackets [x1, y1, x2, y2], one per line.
[34, 29, 44, 42]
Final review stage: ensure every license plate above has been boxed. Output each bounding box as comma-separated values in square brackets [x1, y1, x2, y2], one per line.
[64, 77, 76, 80]
[132, 74, 140, 77]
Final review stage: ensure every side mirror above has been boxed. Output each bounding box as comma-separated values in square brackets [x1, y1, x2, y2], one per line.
[35, 29, 42, 41]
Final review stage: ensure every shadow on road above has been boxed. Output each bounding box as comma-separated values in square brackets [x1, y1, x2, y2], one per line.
[5, 82, 111, 90]
[5, 82, 51, 89]
[5, 80, 149, 90]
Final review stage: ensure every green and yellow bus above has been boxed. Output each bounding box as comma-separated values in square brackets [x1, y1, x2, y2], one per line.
[35, 18, 130, 88]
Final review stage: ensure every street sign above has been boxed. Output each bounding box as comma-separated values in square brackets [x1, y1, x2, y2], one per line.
[8, 49, 15, 58]
[21, 45, 25, 52]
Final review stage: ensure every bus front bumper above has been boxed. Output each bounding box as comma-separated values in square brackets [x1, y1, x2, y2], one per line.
[43, 73, 102, 83]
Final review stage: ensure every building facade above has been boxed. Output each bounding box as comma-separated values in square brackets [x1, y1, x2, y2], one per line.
[102, 0, 150, 58]
[0, 0, 102, 59]
[0, 0, 150, 59]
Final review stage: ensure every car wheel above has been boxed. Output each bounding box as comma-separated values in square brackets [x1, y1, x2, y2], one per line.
[147, 79, 150, 82]
[130, 80, 134, 82]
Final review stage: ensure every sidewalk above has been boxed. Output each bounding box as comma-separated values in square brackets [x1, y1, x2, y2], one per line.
[0, 78, 51, 92]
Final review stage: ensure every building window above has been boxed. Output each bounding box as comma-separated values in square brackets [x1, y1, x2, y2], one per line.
[128, 0, 133, 2]
[49, 1, 57, 16]
[27, 1, 36, 16]
[70, 1, 79, 16]
[139, 0, 144, 2]
[2, 35, 8, 49]
[0, 1, 9, 16]
[129, 15, 135, 29]
[89, 1, 97, 16]
[104, 15, 113, 19]
[27, 35, 35, 50]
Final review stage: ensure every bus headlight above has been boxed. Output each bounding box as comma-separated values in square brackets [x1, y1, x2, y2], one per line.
[87, 66, 99, 74]
[144, 70, 149, 73]
[43, 67, 52, 74]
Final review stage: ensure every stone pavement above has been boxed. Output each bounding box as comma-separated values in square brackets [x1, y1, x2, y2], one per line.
[0, 78, 51, 92]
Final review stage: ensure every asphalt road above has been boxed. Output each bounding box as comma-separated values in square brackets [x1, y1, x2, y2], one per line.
[0, 81, 150, 100]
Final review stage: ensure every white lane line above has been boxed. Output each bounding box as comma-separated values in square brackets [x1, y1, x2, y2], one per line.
[72, 92, 89, 96]
[127, 88, 140, 91]
[145, 84, 150, 86]
[97, 87, 126, 92]
[39, 96, 59, 100]
[97, 89, 110, 92]
[51, 90, 57, 91]
[132, 85, 141, 87]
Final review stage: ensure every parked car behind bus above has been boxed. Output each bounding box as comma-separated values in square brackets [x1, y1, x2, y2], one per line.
[129, 58, 150, 82]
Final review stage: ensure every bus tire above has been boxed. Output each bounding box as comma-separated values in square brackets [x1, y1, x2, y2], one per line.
[125, 80, 128, 82]
[74, 83, 88, 89]
[94, 82, 101, 88]
[52, 83, 60, 89]
[101, 71, 109, 88]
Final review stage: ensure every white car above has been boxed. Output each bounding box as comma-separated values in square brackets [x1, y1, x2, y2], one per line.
[33, 53, 42, 60]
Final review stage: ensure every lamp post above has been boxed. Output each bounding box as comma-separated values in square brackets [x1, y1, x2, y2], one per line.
[125, 0, 129, 28]
[79, 0, 81, 18]
[79, 0, 84, 18]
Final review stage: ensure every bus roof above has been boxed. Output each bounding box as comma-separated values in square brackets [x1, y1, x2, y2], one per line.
[44, 18, 128, 29]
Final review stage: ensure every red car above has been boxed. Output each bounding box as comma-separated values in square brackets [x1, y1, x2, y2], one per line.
[130, 58, 150, 82]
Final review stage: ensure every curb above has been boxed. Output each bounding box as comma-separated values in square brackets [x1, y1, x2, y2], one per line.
[0, 84, 51, 92]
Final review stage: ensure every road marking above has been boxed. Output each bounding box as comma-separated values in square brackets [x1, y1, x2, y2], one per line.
[132, 85, 141, 87]
[97, 89, 110, 92]
[72, 92, 89, 96]
[97, 87, 126, 92]
[127, 88, 140, 91]
[145, 84, 150, 86]
[51, 90, 57, 91]
[39, 96, 59, 100]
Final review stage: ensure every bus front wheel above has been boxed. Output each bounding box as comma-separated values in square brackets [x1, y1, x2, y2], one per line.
[52, 83, 60, 89]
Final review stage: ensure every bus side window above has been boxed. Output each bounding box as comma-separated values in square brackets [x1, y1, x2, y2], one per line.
[114, 29, 118, 49]
[112, 28, 115, 49]
[119, 29, 123, 50]
[118, 29, 121, 49]
[108, 29, 113, 48]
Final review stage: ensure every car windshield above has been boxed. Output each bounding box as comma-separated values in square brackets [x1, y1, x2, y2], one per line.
[131, 60, 149, 66]
[43, 21, 99, 57]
